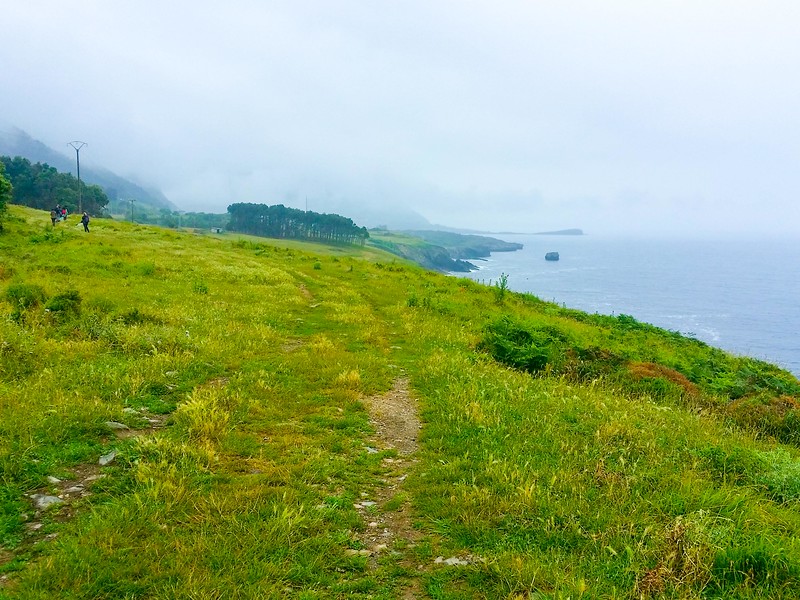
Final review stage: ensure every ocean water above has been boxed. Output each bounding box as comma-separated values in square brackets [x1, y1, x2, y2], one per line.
[454, 234, 800, 378]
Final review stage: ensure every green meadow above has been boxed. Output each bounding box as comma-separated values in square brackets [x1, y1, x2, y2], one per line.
[2, 204, 800, 599]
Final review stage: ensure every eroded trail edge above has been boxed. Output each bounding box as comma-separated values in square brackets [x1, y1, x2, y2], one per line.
[354, 377, 423, 598]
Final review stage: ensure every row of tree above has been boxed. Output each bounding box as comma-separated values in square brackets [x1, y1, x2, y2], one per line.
[227, 203, 369, 245]
[0, 156, 109, 215]
[0, 157, 368, 247]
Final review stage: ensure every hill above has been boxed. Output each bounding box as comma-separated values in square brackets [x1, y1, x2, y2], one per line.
[401, 230, 523, 259]
[1, 205, 800, 598]
[534, 228, 584, 235]
[0, 127, 174, 212]
[367, 230, 522, 273]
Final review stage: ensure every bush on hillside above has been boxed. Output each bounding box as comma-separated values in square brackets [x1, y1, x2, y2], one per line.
[480, 315, 800, 445]
[5, 282, 47, 322]
[44, 289, 82, 322]
[725, 394, 800, 446]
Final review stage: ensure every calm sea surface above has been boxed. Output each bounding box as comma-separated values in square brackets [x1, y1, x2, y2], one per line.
[454, 234, 800, 377]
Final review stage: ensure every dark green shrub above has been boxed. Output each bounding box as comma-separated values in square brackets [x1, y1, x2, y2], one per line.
[5, 282, 47, 310]
[696, 445, 768, 485]
[118, 308, 164, 325]
[5, 282, 47, 321]
[479, 316, 570, 374]
[724, 394, 800, 445]
[44, 289, 82, 321]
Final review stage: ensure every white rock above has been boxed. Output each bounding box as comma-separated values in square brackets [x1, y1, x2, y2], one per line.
[99, 451, 117, 466]
[434, 556, 469, 566]
[30, 494, 63, 510]
[105, 421, 130, 430]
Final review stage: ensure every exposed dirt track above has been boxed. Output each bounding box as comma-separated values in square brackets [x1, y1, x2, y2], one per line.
[356, 377, 424, 599]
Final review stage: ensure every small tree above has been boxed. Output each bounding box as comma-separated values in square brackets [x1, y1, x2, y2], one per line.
[494, 272, 509, 303]
[0, 162, 12, 231]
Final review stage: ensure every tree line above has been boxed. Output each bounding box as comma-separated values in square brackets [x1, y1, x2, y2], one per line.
[227, 203, 369, 245]
[0, 156, 109, 215]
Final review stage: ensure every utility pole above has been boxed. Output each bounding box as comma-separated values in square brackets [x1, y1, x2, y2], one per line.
[129, 198, 136, 223]
[68, 141, 87, 213]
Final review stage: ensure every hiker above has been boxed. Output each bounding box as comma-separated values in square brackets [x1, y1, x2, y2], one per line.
[61, 207, 67, 220]
[81, 212, 90, 233]
[50, 209, 58, 226]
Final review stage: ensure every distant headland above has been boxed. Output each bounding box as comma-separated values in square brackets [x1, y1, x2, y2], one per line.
[533, 228, 584, 236]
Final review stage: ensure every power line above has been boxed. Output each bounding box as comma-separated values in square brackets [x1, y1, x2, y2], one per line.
[67, 141, 87, 213]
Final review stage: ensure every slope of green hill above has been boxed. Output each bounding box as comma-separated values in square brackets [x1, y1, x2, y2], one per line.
[1, 205, 800, 598]
[367, 230, 479, 272]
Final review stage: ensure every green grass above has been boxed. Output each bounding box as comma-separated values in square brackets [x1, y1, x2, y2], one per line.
[1, 205, 800, 598]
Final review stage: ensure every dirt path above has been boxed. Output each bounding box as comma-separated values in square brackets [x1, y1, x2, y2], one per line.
[353, 377, 424, 599]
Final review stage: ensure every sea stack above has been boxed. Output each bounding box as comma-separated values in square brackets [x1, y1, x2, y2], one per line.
[545, 252, 560, 261]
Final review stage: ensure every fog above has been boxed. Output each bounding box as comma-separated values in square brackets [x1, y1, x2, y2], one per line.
[3, 1, 800, 235]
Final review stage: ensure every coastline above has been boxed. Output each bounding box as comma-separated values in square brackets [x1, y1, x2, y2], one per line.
[450, 234, 800, 378]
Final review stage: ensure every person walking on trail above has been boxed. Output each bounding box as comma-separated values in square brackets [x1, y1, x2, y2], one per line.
[50, 209, 58, 226]
[81, 212, 90, 233]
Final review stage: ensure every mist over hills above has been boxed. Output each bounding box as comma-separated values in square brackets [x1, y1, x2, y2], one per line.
[0, 126, 174, 212]
[305, 196, 434, 231]
[0, 127, 575, 236]
[0, 127, 437, 230]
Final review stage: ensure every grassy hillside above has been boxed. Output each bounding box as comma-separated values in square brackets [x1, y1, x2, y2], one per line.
[367, 231, 477, 273]
[2, 205, 800, 599]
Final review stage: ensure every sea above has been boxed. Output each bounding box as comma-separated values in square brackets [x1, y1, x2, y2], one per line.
[453, 234, 800, 378]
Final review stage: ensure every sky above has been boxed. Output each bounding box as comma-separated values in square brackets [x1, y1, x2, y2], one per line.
[2, 0, 799, 235]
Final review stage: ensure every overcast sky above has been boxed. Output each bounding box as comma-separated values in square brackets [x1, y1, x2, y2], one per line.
[3, 1, 799, 235]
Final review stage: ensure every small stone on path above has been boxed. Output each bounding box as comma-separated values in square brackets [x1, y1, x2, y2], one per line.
[105, 421, 130, 431]
[99, 451, 117, 466]
[30, 494, 63, 510]
[435, 556, 471, 566]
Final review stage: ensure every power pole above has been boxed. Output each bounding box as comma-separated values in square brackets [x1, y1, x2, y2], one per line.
[68, 141, 87, 213]
[129, 198, 136, 223]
